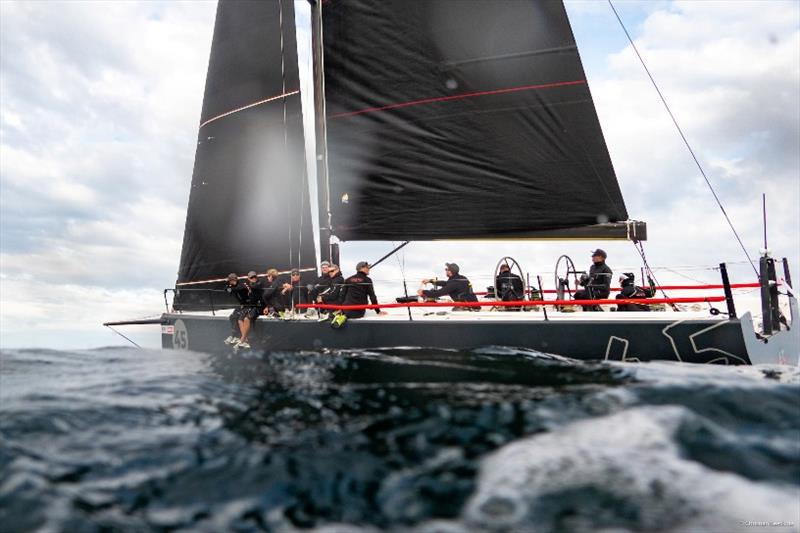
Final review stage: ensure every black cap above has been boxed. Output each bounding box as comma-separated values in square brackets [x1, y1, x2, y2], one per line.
[290, 269, 300, 276]
[591, 249, 607, 259]
[445, 263, 459, 275]
[356, 261, 370, 271]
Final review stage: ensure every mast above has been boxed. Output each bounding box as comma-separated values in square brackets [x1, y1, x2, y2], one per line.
[310, 0, 332, 263]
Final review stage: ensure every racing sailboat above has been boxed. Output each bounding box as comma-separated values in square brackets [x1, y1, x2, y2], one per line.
[146, 0, 797, 364]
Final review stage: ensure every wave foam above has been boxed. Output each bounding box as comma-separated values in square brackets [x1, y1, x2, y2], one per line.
[465, 405, 799, 532]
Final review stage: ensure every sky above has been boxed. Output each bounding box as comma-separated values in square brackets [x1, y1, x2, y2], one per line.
[0, 0, 798, 349]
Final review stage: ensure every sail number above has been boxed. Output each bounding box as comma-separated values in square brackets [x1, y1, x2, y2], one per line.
[172, 319, 189, 350]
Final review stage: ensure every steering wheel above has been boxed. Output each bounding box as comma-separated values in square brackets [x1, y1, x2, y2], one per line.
[493, 256, 526, 301]
[553, 255, 580, 301]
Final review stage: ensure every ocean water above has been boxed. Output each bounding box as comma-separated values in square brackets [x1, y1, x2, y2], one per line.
[1, 347, 798, 533]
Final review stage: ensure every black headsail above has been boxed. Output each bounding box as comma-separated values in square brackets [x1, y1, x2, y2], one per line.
[321, 0, 640, 241]
[175, 0, 316, 310]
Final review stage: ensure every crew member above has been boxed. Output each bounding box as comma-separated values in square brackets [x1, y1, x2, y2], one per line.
[417, 263, 479, 309]
[260, 268, 282, 315]
[224, 273, 245, 345]
[616, 273, 655, 311]
[574, 249, 613, 310]
[339, 261, 385, 318]
[234, 270, 262, 349]
[318, 263, 344, 305]
[308, 261, 332, 302]
[280, 269, 308, 311]
[496, 264, 524, 301]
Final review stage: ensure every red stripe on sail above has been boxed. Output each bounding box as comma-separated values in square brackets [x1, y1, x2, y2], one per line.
[199, 89, 300, 129]
[329, 80, 586, 119]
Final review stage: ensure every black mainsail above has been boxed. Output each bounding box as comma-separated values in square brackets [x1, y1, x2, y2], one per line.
[175, 0, 316, 309]
[321, 0, 634, 241]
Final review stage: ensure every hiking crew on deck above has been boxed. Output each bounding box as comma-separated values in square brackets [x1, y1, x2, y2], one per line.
[418, 263, 478, 306]
[278, 269, 307, 311]
[339, 261, 386, 319]
[260, 268, 282, 315]
[574, 249, 612, 310]
[616, 273, 655, 311]
[224, 271, 262, 349]
[318, 263, 344, 305]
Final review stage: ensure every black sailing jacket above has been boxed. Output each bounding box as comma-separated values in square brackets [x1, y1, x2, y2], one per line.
[423, 274, 478, 302]
[320, 273, 345, 304]
[227, 280, 262, 307]
[260, 276, 281, 308]
[496, 272, 524, 300]
[226, 282, 248, 304]
[340, 272, 380, 314]
[616, 280, 654, 311]
[585, 262, 613, 298]
[309, 273, 332, 301]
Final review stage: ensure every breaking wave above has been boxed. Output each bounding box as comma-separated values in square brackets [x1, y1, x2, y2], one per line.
[1, 347, 797, 531]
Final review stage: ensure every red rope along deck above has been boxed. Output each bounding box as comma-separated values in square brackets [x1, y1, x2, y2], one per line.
[297, 296, 727, 312]
[474, 282, 760, 296]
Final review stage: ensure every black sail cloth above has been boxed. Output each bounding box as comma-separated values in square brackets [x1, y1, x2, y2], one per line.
[322, 0, 628, 241]
[175, 0, 316, 311]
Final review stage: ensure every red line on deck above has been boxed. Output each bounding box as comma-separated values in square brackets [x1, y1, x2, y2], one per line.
[298, 295, 727, 312]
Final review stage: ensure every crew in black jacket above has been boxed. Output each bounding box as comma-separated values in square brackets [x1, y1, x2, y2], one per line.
[616, 273, 655, 311]
[277, 269, 307, 311]
[308, 261, 332, 302]
[496, 264, 524, 301]
[260, 268, 282, 314]
[574, 249, 613, 310]
[225, 270, 262, 349]
[318, 263, 345, 305]
[418, 263, 478, 307]
[224, 273, 245, 344]
[339, 261, 385, 318]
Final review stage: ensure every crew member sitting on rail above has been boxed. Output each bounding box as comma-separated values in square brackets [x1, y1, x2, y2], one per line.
[308, 261, 331, 302]
[279, 269, 308, 311]
[615, 273, 655, 311]
[229, 270, 262, 349]
[338, 261, 386, 318]
[418, 263, 479, 309]
[260, 268, 282, 316]
[224, 273, 245, 345]
[574, 249, 613, 310]
[318, 263, 344, 305]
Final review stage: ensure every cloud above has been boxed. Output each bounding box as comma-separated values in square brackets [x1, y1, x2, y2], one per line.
[0, 0, 216, 346]
[585, 0, 799, 273]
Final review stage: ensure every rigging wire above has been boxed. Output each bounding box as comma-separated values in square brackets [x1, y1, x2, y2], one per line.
[393, 242, 414, 321]
[633, 240, 678, 311]
[104, 325, 142, 349]
[607, 0, 759, 277]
